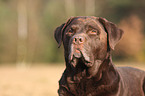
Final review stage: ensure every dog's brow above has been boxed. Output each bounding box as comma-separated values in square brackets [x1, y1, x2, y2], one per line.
[87, 24, 98, 29]
[89, 19, 104, 29]
[85, 23, 100, 30]
[71, 25, 79, 29]
[95, 20, 105, 30]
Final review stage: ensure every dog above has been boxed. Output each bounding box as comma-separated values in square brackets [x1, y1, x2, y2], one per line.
[54, 16, 145, 96]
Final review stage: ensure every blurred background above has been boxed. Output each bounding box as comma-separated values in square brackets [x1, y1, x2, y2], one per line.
[0, 0, 145, 96]
[0, 0, 145, 64]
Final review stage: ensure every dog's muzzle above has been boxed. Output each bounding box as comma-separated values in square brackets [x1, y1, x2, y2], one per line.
[69, 34, 85, 59]
[68, 34, 93, 67]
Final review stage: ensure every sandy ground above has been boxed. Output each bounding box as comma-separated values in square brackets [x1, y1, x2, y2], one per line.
[0, 63, 144, 96]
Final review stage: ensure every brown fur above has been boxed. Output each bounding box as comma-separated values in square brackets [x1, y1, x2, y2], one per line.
[54, 16, 145, 96]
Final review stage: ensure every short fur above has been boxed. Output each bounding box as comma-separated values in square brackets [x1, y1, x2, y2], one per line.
[54, 16, 145, 96]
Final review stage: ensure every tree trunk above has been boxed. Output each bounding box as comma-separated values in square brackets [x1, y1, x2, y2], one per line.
[85, 0, 95, 15]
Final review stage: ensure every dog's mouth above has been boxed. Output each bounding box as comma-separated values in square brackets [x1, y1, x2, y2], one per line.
[68, 49, 93, 67]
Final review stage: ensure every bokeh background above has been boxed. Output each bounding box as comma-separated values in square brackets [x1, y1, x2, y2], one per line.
[0, 0, 145, 96]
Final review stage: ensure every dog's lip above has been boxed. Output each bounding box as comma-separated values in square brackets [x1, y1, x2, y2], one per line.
[73, 49, 82, 58]
[68, 50, 92, 67]
[68, 49, 81, 61]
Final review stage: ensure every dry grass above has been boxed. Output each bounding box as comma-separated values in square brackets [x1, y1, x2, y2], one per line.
[0, 63, 144, 96]
[0, 64, 65, 96]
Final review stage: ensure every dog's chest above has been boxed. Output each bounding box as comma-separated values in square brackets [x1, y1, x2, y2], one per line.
[68, 78, 97, 96]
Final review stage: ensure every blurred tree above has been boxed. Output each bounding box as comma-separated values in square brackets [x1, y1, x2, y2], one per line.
[17, 0, 28, 64]
[0, 0, 17, 63]
[27, 0, 42, 63]
[101, 0, 145, 23]
[85, 0, 95, 15]
[65, 0, 75, 16]
[0, 0, 144, 64]
[114, 15, 144, 62]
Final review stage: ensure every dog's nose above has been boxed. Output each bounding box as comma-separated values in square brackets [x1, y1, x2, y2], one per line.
[73, 36, 84, 44]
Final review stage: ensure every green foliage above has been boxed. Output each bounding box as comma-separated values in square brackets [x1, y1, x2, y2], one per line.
[0, 0, 144, 64]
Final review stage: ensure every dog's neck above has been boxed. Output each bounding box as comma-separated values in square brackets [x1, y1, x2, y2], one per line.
[64, 52, 120, 95]
[65, 52, 119, 81]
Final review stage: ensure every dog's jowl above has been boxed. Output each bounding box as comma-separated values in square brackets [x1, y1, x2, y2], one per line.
[54, 16, 145, 96]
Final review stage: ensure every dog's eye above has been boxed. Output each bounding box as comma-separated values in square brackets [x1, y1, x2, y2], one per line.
[66, 28, 74, 35]
[88, 29, 99, 35]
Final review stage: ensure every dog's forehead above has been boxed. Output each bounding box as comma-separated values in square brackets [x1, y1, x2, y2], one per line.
[67, 17, 105, 31]
[72, 17, 96, 24]
[69, 17, 103, 28]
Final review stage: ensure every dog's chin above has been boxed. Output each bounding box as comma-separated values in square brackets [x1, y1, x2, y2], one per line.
[68, 51, 93, 67]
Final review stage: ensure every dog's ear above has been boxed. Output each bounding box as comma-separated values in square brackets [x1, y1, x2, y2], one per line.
[98, 17, 124, 50]
[54, 17, 75, 48]
[54, 23, 65, 48]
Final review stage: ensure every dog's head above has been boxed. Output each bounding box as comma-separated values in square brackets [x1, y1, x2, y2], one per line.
[54, 16, 123, 68]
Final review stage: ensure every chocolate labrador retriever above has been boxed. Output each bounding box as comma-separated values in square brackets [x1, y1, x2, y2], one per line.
[54, 16, 145, 96]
